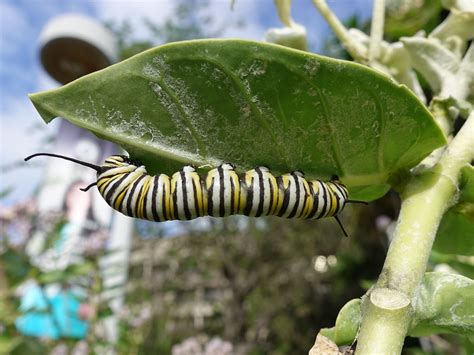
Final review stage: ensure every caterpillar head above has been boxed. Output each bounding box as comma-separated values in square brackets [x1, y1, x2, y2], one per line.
[103, 155, 143, 169]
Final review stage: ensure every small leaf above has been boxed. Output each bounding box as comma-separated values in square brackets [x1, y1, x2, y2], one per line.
[431, 97, 473, 120]
[430, 10, 474, 41]
[385, 0, 443, 38]
[346, 29, 427, 102]
[29, 40, 446, 201]
[0, 186, 14, 199]
[323, 272, 474, 343]
[441, 0, 474, 12]
[38, 270, 66, 284]
[433, 166, 474, 256]
[410, 272, 474, 336]
[0, 336, 22, 354]
[0, 248, 38, 287]
[430, 252, 474, 279]
[459, 165, 474, 203]
[65, 261, 96, 276]
[433, 203, 474, 256]
[97, 305, 114, 319]
[320, 298, 361, 345]
[401, 37, 460, 92]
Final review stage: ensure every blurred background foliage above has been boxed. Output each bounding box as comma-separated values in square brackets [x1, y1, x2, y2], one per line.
[1, 0, 472, 354]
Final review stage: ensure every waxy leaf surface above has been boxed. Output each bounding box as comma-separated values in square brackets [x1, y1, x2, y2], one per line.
[30, 40, 446, 200]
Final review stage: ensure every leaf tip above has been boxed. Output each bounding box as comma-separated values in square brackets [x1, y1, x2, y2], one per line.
[28, 92, 57, 124]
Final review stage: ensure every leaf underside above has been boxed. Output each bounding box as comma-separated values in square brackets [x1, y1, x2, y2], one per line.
[29, 39, 446, 200]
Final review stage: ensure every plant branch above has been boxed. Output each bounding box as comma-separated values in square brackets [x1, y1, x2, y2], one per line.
[368, 0, 385, 63]
[311, 0, 367, 62]
[356, 111, 474, 353]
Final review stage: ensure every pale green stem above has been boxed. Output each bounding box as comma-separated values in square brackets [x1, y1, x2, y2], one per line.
[311, 0, 367, 62]
[357, 288, 411, 354]
[356, 111, 474, 354]
[415, 100, 453, 171]
[368, 0, 385, 63]
[274, 0, 293, 27]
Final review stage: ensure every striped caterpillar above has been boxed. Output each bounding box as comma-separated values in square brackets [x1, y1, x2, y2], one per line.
[25, 153, 366, 236]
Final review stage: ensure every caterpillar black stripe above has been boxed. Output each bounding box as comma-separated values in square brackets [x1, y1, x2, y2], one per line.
[25, 153, 367, 236]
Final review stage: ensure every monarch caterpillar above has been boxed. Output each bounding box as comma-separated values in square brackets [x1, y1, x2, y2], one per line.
[25, 153, 366, 236]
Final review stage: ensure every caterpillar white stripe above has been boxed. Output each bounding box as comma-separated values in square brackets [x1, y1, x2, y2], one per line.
[25, 153, 367, 236]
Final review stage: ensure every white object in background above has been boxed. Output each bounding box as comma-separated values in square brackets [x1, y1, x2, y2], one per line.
[101, 212, 134, 344]
[30, 14, 130, 348]
[39, 14, 118, 84]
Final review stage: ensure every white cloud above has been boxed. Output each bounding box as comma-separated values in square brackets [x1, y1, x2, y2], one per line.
[0, 2, 32, 56]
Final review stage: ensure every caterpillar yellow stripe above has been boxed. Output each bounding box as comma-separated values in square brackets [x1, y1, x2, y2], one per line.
[25, 153, 365, 236]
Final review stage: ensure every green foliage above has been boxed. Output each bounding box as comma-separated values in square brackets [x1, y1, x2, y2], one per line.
[21, 0, 474, 353]
[30, 40, 445, 202]
[119, 217, 381, 353]
[323, 15, 370, 59]
[0, 248, 39, 287]
[433, 165, 474, 255]
[320, 298, 361, 345]
[384, 0, 444, 39]
[411, 272, 474, 337]
[322, 272, 474, 345]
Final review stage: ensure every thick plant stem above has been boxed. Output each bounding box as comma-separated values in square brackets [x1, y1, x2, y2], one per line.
[311, 0, 367, 62]
[357, 288, 411, 354]
[356, 112, 474, 354]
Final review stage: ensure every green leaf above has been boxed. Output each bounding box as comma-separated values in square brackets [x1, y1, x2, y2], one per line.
[320, 298, 361, 345]
[459, 165, 474, 203]
[97, 305, 114, 319]
[433, 166, 474, 256]
[322, 273, 474, 344]
[37, 270, 66, 284]
[65, 261, 96, 276]
[430, 10, 474, 41]
[29, 39, 446, 200]
[430, 252, 474, 279]
[0, 186, 14, 199]
[385, 0, 443, 38]
[410, 272, 474, 336]
[0, 336, 22, 354]
[401, 37, 460, 93]
[0, 248, 38, 287]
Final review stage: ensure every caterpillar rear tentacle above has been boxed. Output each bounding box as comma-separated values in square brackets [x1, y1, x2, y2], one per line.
[25, 153, 363, 237]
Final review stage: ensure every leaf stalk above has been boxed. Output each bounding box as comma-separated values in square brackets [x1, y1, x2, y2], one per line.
[311, 0, 367, 62]
[368, 0, 385, 63]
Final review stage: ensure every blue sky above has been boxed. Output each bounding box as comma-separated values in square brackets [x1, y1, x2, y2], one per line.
[0, 0, 372, 206]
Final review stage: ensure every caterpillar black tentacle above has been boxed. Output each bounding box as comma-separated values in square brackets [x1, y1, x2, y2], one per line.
[24, 152, 102, 172]
[80, 182, 98, 192]
[25, 153, 361, 236]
